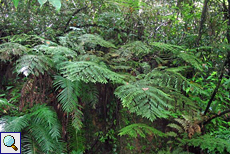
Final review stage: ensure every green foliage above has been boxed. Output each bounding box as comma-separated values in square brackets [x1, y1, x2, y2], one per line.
[115, 80, 172, 121]
[53, 76, 83, 131]
[1, 105, 64, 153]
[151, 42, 203, 71]
[157, 147, 193, 154]
[16, 54, 53, 76]
[180, 134, 230, 153]
[53, 76, 80, 113]
[61, 61, 124, 84]
[116, 41, 150, 58]
[119, 123, 166, 138]
[78, 34, 116, 49]
[0, 98, 17, 108]
[0, 43, 27, 61]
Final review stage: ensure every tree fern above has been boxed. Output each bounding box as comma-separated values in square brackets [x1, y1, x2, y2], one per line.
[119, 123, 166, 138]
[78, 34, 116, 48]
[16, 54, 53, 76]
[115, 80, 172, 121]
[0, 42, 27, 61]
[61, 61, 124, 84]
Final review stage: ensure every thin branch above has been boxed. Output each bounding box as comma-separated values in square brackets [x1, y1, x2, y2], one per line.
[203, 59, 227, 115]
[63, 6, 88, 32]
[203, 109, 230, 125]
[203, 0, 230, 115]
[196, 0, 210, 46]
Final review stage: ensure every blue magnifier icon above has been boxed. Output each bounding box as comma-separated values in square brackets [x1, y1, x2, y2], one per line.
[3, 135, 18, 151]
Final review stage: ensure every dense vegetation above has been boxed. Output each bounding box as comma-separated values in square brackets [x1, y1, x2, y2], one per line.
[1, 0, 230, 153]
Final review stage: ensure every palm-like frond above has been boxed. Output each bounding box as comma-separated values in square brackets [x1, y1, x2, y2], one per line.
[116, 41, 150, 58]
[29, 105, 61, 139]
[2, 115, 29, 132]
[179, 134, 230, 153]
[16, 54, 53, 76]
[61, 61, 124, 84]
[145, 69, 202, 93]
[0, 43, 27, 61]
[53, 76, 83, 131]
[53, 76, 80, 113]
[34, 45, 77, 58]
[78, 34, 116, 48]
[150, 42, 203, 71]
[79, 83, 99, 109]
[0, 98, 17, 108]
[2, 105, 64, 153]
[115, 80, 172, 121]
[119, 123, 166, 138]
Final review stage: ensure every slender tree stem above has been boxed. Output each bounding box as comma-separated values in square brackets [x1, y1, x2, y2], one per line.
[203, 109, 230, 125]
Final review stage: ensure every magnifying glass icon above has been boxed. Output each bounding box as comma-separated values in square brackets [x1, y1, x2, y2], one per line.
[3, 135, 18, 151]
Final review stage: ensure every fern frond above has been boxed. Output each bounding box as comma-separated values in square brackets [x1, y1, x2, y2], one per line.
[0, 98, 17, 108]
[79, 83, 99, 109]
[72, 109, 83, 132]
[151, 42, 184, 54]
[8, 34, 48, 47]
[119, 123, 166, 138]
[145, 69, 190, 92]
[53, 76, 80, 113]
[16, 54, 53, 76]
[115, 80, 172, 121]
[2, 115, 29, 132]
[0, 43, 27, 61]
[78, 34, 116, 48]
[178, 52, 203, 71]
[180, 134, 230, 153]
[29, 105, 61, 138]
[145, 69, 202, 94]
[151, 42, 203, 71]
[34, 45, 77, 58]
[61, 61, 124, 84]
[167, 123, 184, 133]
[118, 41, 150, 57]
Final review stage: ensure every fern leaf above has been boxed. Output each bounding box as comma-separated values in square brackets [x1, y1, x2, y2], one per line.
[180, 134, 230, 153]
[78, 34, 116, 48]
[0, 43, 27, 61]
[0, 98, 16, 108]
[29, 105, 61, 139]
[2, 115, 29, 132]
[53, 76, 80, 113]
[115, 80, 172, 121]
[72, 109, 83, 132]
[150, 42, 203, 71]
[167, 123, 184, 133]
[16, 54, 53, 76]
[118, 41, 150, 57]
[61, 61, 124, 84]
[119, 123, 166, 138]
